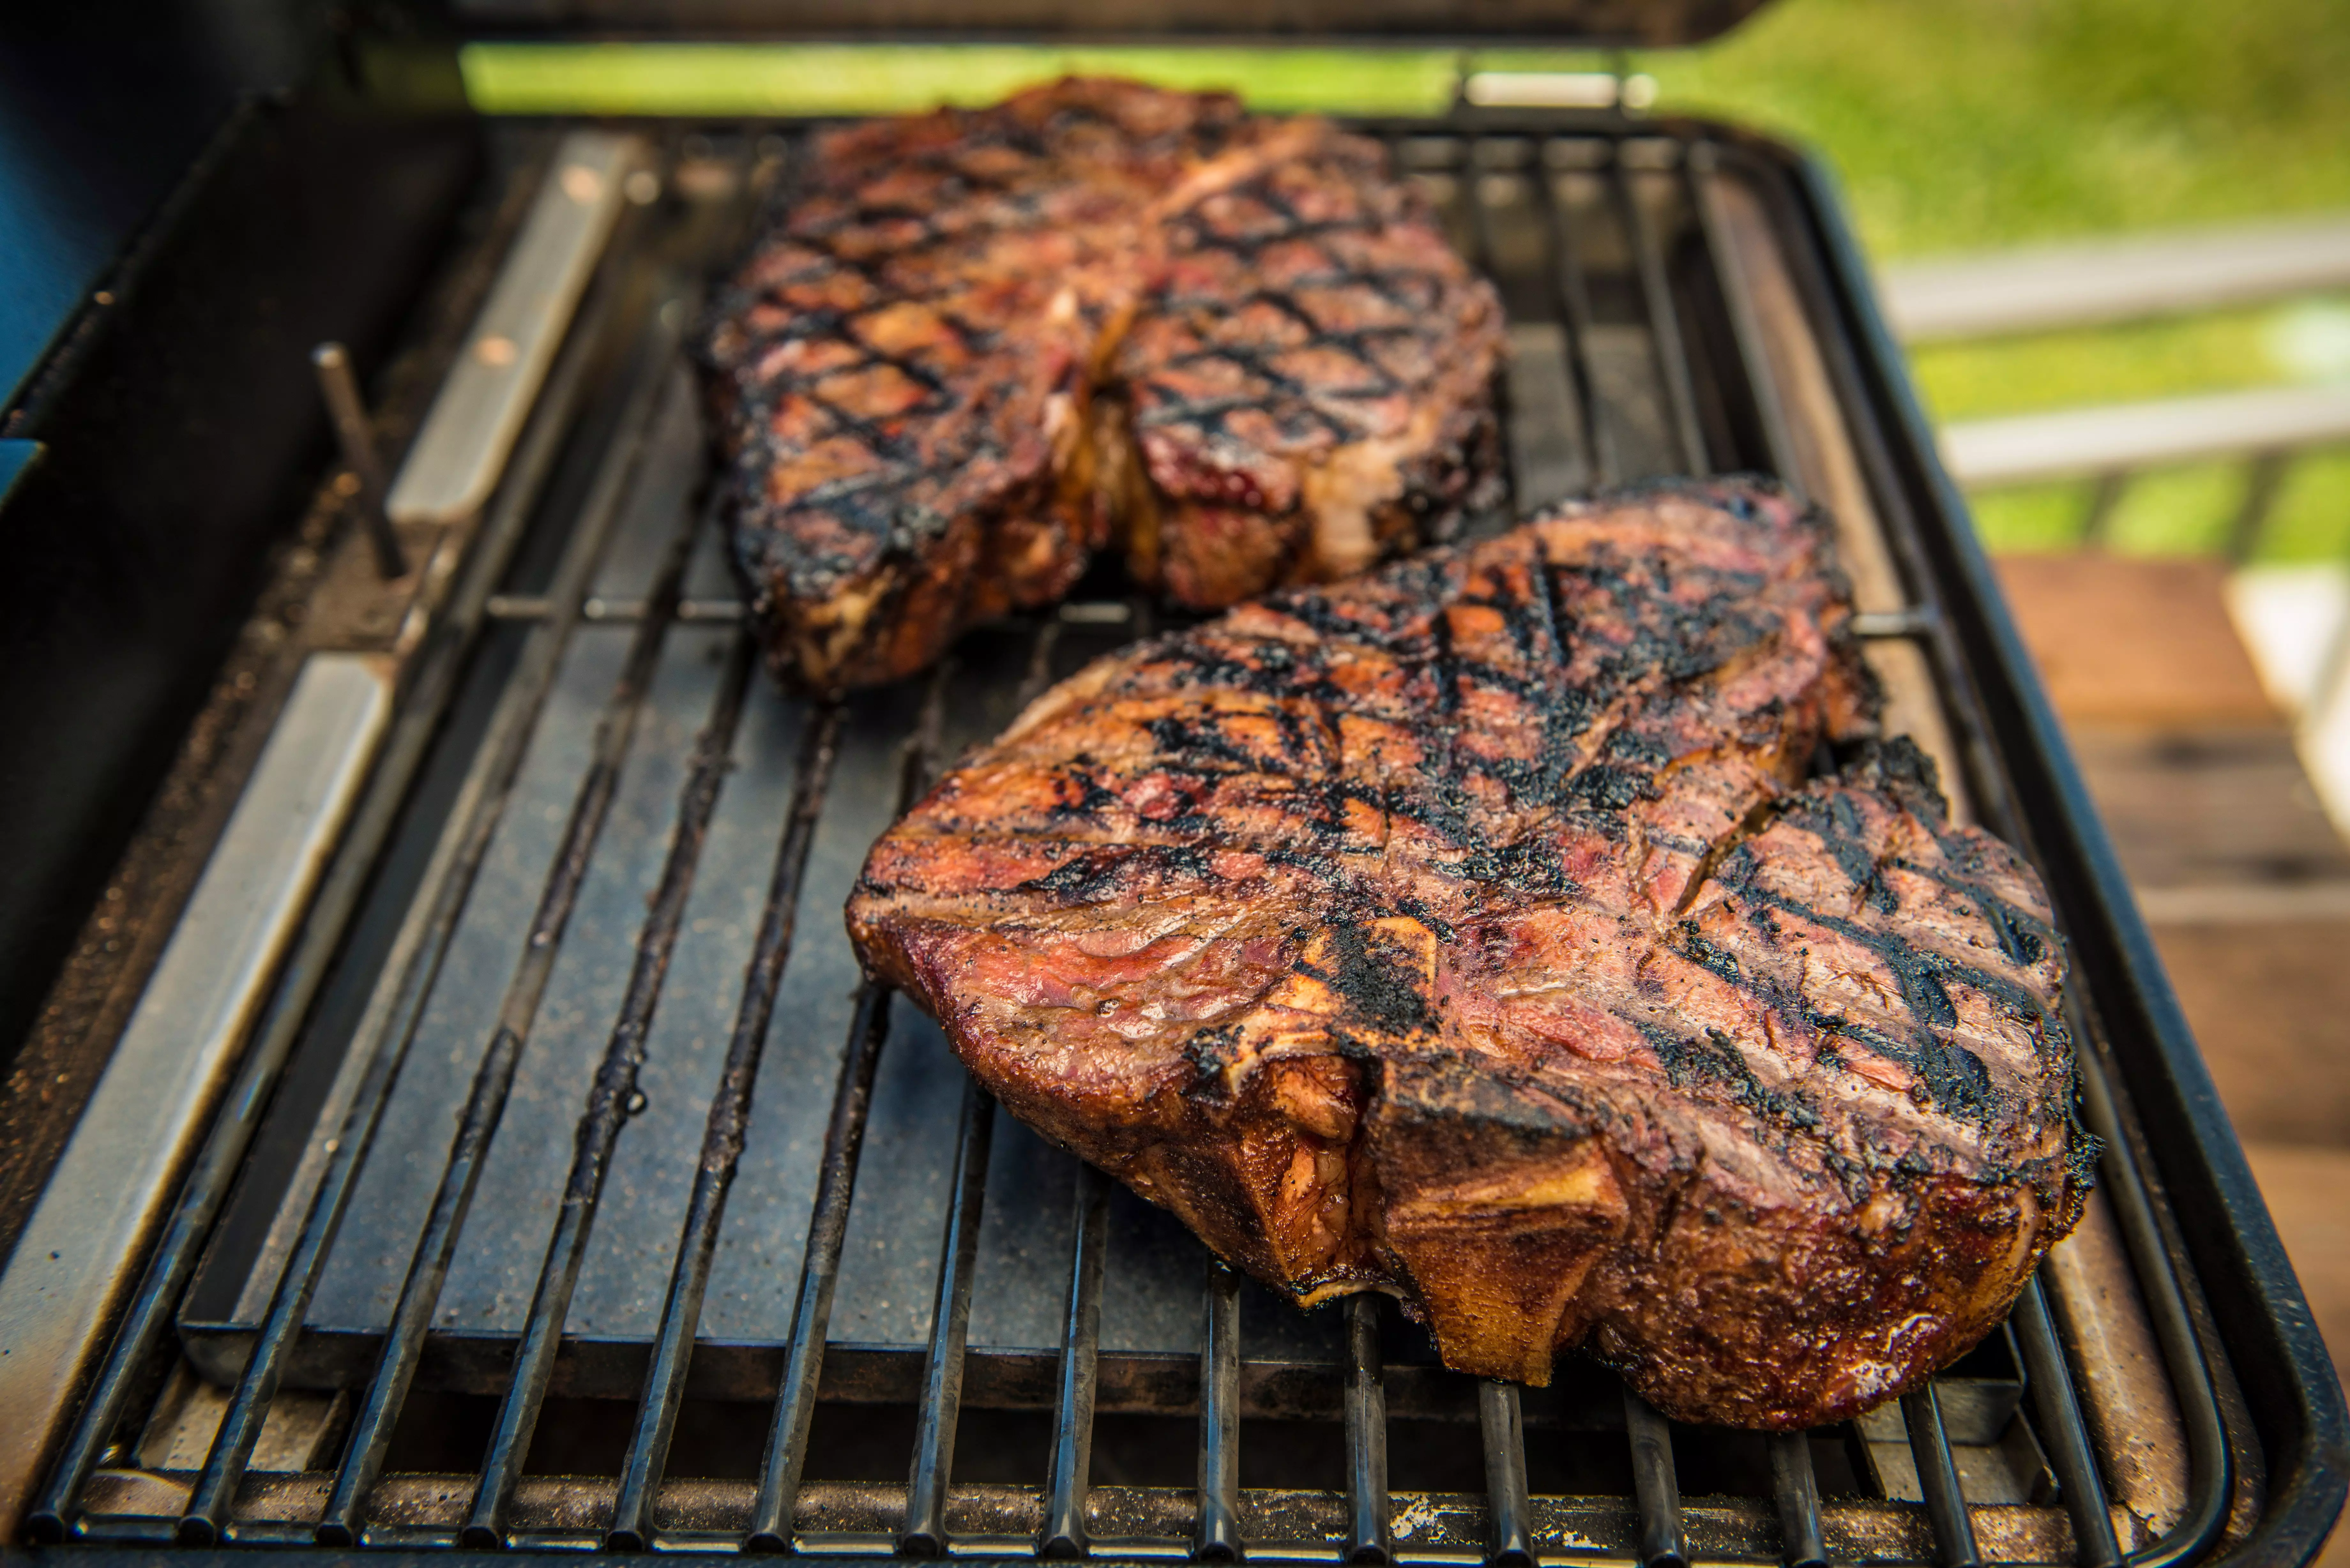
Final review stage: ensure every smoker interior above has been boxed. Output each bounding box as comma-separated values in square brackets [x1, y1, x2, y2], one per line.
[30, 119, 2246, 1564]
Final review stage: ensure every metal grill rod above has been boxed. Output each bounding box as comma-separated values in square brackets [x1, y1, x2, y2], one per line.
[900, 1082, 999, 1556]
[463, 631, 760, 1548]
[606, 702, 844, 1551]
[1610, 147, 1709, 474]
[177, 312, 692, 1548]
[1532, 146, 1614, 488]
[1903, 1384, 1985, 1568]
[1625, 1390, 1688, 1568]
[2013, 1276, 2123, 1568]
[2073, 1045, 2230, 1568]
[20, 217, 636, 1549]
[1686, 142, 1804, 498]
[1478, 1380, 1534, 1567]
[746, 669, 950, 1553]
[1195, 1261, 1246, 1562]
[1039, 1163, 1108, 1560]
[743, 982, 894, 1553]
[1769, 1431, 1828, 1568]
[1454, 138, 1523, 518]
[1343, 1294, 1390, 1565]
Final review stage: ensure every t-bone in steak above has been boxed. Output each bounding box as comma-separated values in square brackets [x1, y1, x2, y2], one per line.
[848, 477, 2090, 1428]
[699, 79, 1505, 694]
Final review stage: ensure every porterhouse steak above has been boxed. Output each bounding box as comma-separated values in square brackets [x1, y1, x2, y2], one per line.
[848, 478, 2090, 1427]
[700, 79, 1504, 694]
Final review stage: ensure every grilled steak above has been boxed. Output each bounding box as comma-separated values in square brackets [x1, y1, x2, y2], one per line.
[700, 79, 1504, 694]
[848, 478, 2090, 1427]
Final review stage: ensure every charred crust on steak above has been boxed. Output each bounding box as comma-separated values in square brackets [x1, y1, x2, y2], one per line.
[848, 476, 2090, 1426]
[699, 79, 1506, 694]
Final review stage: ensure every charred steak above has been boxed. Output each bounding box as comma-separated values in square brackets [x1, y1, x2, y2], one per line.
[700, 79, 1504, 694]
[848, 478, 2090, 1428]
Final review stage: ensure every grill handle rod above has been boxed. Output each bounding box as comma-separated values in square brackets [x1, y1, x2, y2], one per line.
[313, 343, 407, 579]
[1040, 1162, 1109, 1559]
[606, 704, 843, 1551]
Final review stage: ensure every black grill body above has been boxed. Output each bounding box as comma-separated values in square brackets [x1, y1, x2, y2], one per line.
[0, 39, 2342, 1568]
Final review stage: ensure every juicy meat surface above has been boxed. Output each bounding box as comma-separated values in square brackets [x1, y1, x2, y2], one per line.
[848, 478, 2090, 1428]
[700, 79, 1504, 694]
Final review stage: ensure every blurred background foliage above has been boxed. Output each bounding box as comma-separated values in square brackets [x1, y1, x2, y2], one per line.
[466, 0, 2350, 559]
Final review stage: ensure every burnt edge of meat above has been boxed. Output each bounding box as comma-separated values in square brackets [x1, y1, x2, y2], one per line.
[696, 79, 1507, 695]
[847, 475, 2091, 1428]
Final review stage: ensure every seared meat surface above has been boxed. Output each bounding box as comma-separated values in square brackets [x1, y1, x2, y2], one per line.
[848, 478, 2089, 1427]
[700, 79, 1504, 693]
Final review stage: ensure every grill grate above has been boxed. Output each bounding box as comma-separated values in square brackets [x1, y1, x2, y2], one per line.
[31, 120, 2228, 1566]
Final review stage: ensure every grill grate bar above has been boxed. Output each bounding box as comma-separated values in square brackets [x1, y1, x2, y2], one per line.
[181, 305, 692, 1548]
[1194, 1261, 1245, 1562]
[1040, 1163, 1109, 1560]
[1533, 144, 1615, 489]
[1625, 1390, 1688, 1568]
[1479, 1380, 1534, 1567]
[1903, 1385, 1985, 1568]
[1342, 1294, 1389, 1565]
[1454, 138, 1523, 521]
[1769, 1431, 1828, 1568]
[607, 702, 845, 1551]
[899, 1080, 998, 1556]
[2071, 1031, 2231, 1568]
[745, 981, 895, 1552]
[1686, 143, 1803, 496]
[464, 630, 760, 1548]
[2013, 1276, 2123, 1568]
[747, 666, 951, 1554]
[1611, 146, 1709, 475]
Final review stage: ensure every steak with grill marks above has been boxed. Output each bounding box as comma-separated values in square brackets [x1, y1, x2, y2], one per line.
[699, 79, 1504, 694]
[847, 477, 2092, 1427]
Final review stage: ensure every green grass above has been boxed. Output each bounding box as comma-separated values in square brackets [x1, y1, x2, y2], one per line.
[1627, 0, 2350, 261]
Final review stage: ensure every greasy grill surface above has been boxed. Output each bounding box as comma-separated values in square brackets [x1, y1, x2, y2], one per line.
[701, 82, 1504, 693]
[850, 479, 2087, 1425]
[31, 122, 2221, 1568]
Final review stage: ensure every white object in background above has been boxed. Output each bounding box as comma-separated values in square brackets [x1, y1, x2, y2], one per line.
[2226, 562, 2350, 836]
[1462, 71, 1656, 110]
[1881, 214, 2350, 343]
[1939, 384, 2350, 488]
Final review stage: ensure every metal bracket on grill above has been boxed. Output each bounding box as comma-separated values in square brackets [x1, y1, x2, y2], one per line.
[385, 131, 645, 529]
